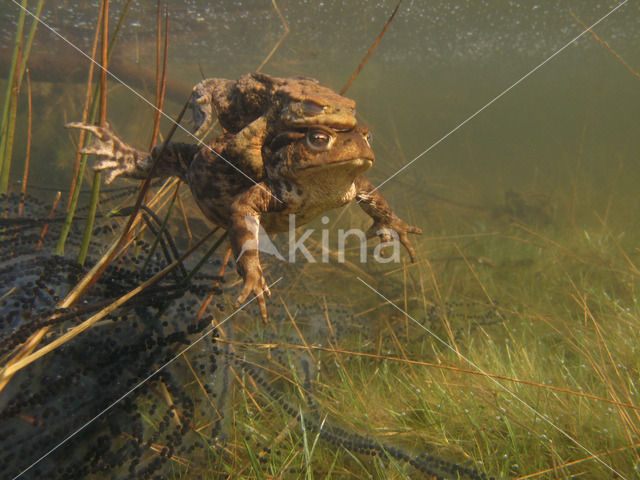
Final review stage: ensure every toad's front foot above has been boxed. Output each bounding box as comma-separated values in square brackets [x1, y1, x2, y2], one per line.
[367, 216, 422, 262]
[235, 258, 271, 323]
[66, 122, 147, 183]
[190, 79, 217, 137]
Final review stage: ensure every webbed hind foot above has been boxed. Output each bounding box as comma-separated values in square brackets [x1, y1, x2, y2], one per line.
[66, 122, 149, 183]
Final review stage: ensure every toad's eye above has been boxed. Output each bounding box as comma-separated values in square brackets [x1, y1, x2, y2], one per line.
[306, 129, 332, 151]
[365, 131, 372, 147]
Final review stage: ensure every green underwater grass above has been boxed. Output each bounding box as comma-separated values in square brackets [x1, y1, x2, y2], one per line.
[206, 184, 639, 479]
[2, 2, 638, 479]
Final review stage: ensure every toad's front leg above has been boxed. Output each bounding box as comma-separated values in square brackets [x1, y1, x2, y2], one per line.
[229, 182, 283, 322]
[66, 122, 199, 182]
[355, 176, 422, 262]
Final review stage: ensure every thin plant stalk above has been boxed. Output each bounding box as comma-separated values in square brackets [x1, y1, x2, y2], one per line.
[570, 10, 640, 81]
[77, 172, 101, 265]
[77, 0, 109, 265]
[99, 0, 109, 127]
[57, 3, 104, 253]
[18, 68, 32, 217]
[14, 0, 44, 100]
[65, 39, 102, 210]
[196, 245, 231, 320]
[0, 0, 44, 193]
[2, 75, 21, 195]
[0, 0, 26, 195]
[59, 0, 133, 256]
[255, 0, 289, 73]
[340, 0, 401, 95]
[64, 0, 132, 212]
[36, 190, 62, 251]
[184, 231, 227, 284]
[150, 2, 169, 148]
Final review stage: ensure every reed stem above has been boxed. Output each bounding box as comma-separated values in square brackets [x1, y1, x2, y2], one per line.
[0, 0, 44, 193]
[56, 4, 103, 255]
[56, 94, 100, 255]
[1, 71, 20, 195]
[77, 0, 109, 265]
[18, 68, 32, 217]
[340, 0, 400, 95]
[16, 0, 44, 97]
[150, 2, 168, 148]
[59, 0, 132, 256]
[77, 172, 102, 265]
[0, 0, 26, 195]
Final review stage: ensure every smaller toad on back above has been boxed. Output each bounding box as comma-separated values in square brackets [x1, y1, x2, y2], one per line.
[191, 72, 357, 135]
[68, 73, 421, 320]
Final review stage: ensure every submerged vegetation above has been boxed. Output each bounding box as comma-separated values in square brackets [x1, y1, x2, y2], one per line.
[1, 1, 639, 479]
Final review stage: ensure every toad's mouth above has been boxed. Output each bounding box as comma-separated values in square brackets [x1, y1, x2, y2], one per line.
[300, 157, 374, 171]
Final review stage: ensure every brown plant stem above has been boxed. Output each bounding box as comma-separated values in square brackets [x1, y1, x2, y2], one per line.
[18, 68, 32, 217]
[570, 10, 640, 81]
[36, 190, 62, 251]
[150, 2, 169, 148]
[0, 1, 26, 193]
[99, 0, 109, 126]
[340, 0, 401, 95]
[78, 0, 110, 266]
[255, 0, 289, 73]
[1, 0, 44, 193]
[60, 1, 104, 261]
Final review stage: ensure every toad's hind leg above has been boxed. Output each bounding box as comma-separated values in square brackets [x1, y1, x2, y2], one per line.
[66, 122, 199, 183]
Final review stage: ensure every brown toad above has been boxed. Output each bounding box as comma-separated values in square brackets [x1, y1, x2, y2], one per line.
[190, 73, 358, 180]
[68, 79, 420, 321]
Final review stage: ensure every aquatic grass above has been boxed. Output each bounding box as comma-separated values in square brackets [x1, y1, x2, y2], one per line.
[57, 0, 104, 255]
[58, 0, 134, 257]
[570, 10, 640, 82]
[17, 68, 32, 216]
[0, 1, 27, 180]
[150, 2, 169, 148]
[3, 2, 639, 478]
[35, 190, 62, 250]
[0, 0, 43, 195]
[205, 182, 640, 478]
[77, 0, 111, 266]
[340, 0, 401, 95]
[0, 0, 140, 393]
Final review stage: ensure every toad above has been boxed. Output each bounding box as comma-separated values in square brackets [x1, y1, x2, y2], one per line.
[189, 73, 358, 180]
[68, 77, 421, 321]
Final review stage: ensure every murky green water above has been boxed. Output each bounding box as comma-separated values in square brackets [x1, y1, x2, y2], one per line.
[2, 1, 640, 478]
[2, 1, 639, 207]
